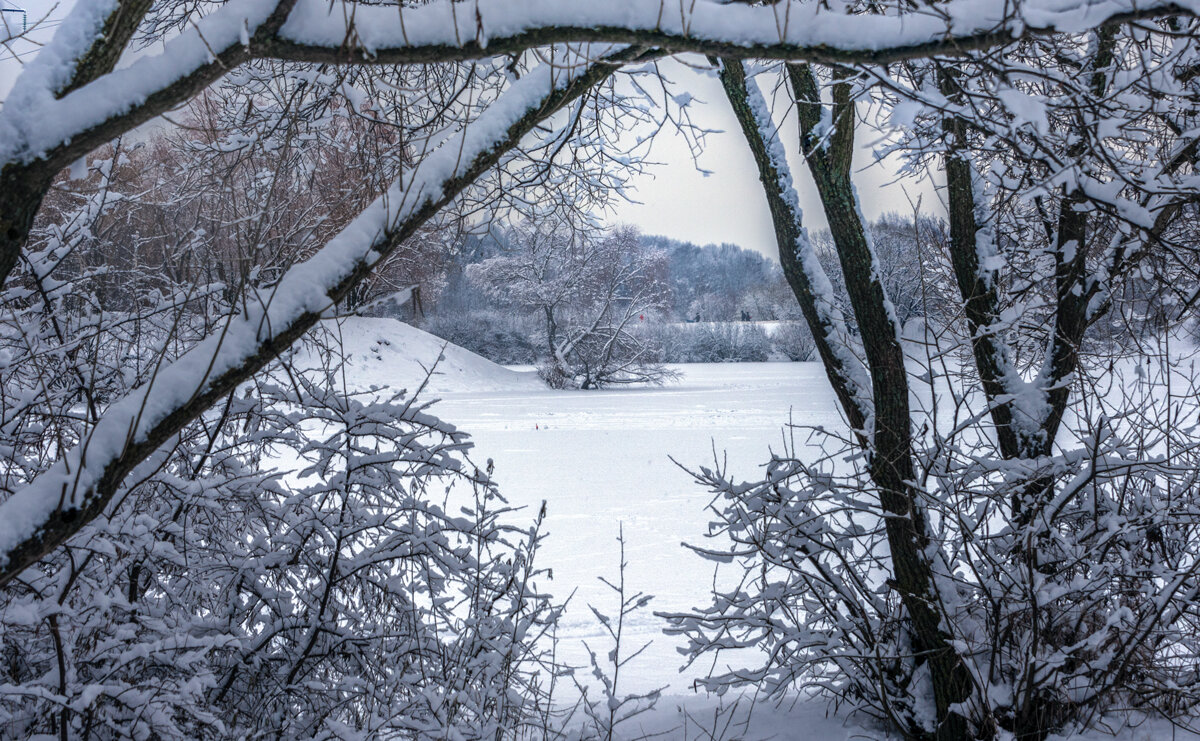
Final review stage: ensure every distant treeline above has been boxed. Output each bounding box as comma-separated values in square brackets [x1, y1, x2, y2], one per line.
[415, 215, 947, 367]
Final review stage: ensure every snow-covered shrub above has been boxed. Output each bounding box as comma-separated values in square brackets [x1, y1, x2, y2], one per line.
[636, 322, 689, 363]
[634, 322, 786, 363]
[422, 310, 540, 365]
[667, 357, 1200, 739]
[575, 525, 664, 740]
[0, 150, 563, 739]
[771, 321, 816, 361]
[686, 323, 771, 362]
[0, 330, 561, 740]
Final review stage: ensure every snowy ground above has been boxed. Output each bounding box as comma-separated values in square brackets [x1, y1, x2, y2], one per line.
[324, 318, 839, 689]
[435, 363, 839, 687]
[320, 318, 1200, 740]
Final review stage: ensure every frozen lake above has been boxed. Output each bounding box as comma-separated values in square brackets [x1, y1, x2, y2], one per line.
[431, 361, 844, 694]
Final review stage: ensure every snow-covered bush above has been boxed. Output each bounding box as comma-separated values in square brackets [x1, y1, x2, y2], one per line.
[770, 321, 816, 361]
[575, 526, 664, 740]
[668, 357, 1200, 739]
[0, 329, 561, 739]
[638, 322, 804, 363]
[637, 321, 816, 363]
[635, 322, 689, 364]
[653, 48, 1200, 740]
[686, 323, 772, 363]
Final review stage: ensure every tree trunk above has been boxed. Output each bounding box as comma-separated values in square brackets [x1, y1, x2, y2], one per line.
[720, 58, 975, 739]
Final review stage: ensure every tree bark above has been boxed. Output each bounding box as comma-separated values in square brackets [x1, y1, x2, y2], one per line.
[716, 59, 871, 436]
[787, 61, 974, 741]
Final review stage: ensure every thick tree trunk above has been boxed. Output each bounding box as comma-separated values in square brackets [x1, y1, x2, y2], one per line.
[938, 73, 1027, 461]
[0, 168, 54, 289]
[787, 62, 975, 741]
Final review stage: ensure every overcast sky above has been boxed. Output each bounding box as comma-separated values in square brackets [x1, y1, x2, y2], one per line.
[0, 0, 53, 88]
[1, 3, 943, 260]
[608, 59, 944, 257]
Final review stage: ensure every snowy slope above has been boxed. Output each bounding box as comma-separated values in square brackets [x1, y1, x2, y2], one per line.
[307, 317, 545, 394]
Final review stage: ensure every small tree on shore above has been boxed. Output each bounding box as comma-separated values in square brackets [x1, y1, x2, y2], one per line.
[468, 221, 674, 389]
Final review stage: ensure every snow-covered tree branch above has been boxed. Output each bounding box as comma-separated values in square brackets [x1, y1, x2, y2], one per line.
[671, 17, 1200, 739]
[2, 0, 1195, 286]
[7, 0, 1200, 738]
[0, 43, 645, 585]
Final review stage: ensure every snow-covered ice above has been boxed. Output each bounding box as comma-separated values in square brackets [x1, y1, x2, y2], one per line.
[437, 363, 843, 689]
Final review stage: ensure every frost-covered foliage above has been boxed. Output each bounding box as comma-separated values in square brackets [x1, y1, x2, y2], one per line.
[668, 26, 1200, 738]
[770, 321, 817, 361]
[668, 355, 1200, 738]
[467, 220, 675, 388]
[0, 326, 561, 739]
[643, 322, 775, 363]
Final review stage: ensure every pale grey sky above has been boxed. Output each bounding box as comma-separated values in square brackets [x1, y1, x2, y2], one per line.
[1, 7, 942, 261]
[0, 0, 61, 98]
[610, 59, 943, 258]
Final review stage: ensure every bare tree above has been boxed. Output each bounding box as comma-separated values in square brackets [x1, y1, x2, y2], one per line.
[666, 22, 1200, 739]
[468, 221, 672, 388]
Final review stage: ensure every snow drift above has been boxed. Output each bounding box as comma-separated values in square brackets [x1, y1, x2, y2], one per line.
[307, 317, 545, 394]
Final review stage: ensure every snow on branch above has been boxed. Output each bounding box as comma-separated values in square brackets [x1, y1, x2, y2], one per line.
[5, 0, 1198, 174]
[272, 0, 1200, 66]
[719, 59, 874, 434]
[0, 0, 283, 168]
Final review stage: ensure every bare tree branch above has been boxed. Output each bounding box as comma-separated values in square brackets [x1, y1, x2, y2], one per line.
[2, 0, 1195, 288]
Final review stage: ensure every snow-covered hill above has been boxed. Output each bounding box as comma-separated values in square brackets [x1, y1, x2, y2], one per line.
[306, 317, 544, 394]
